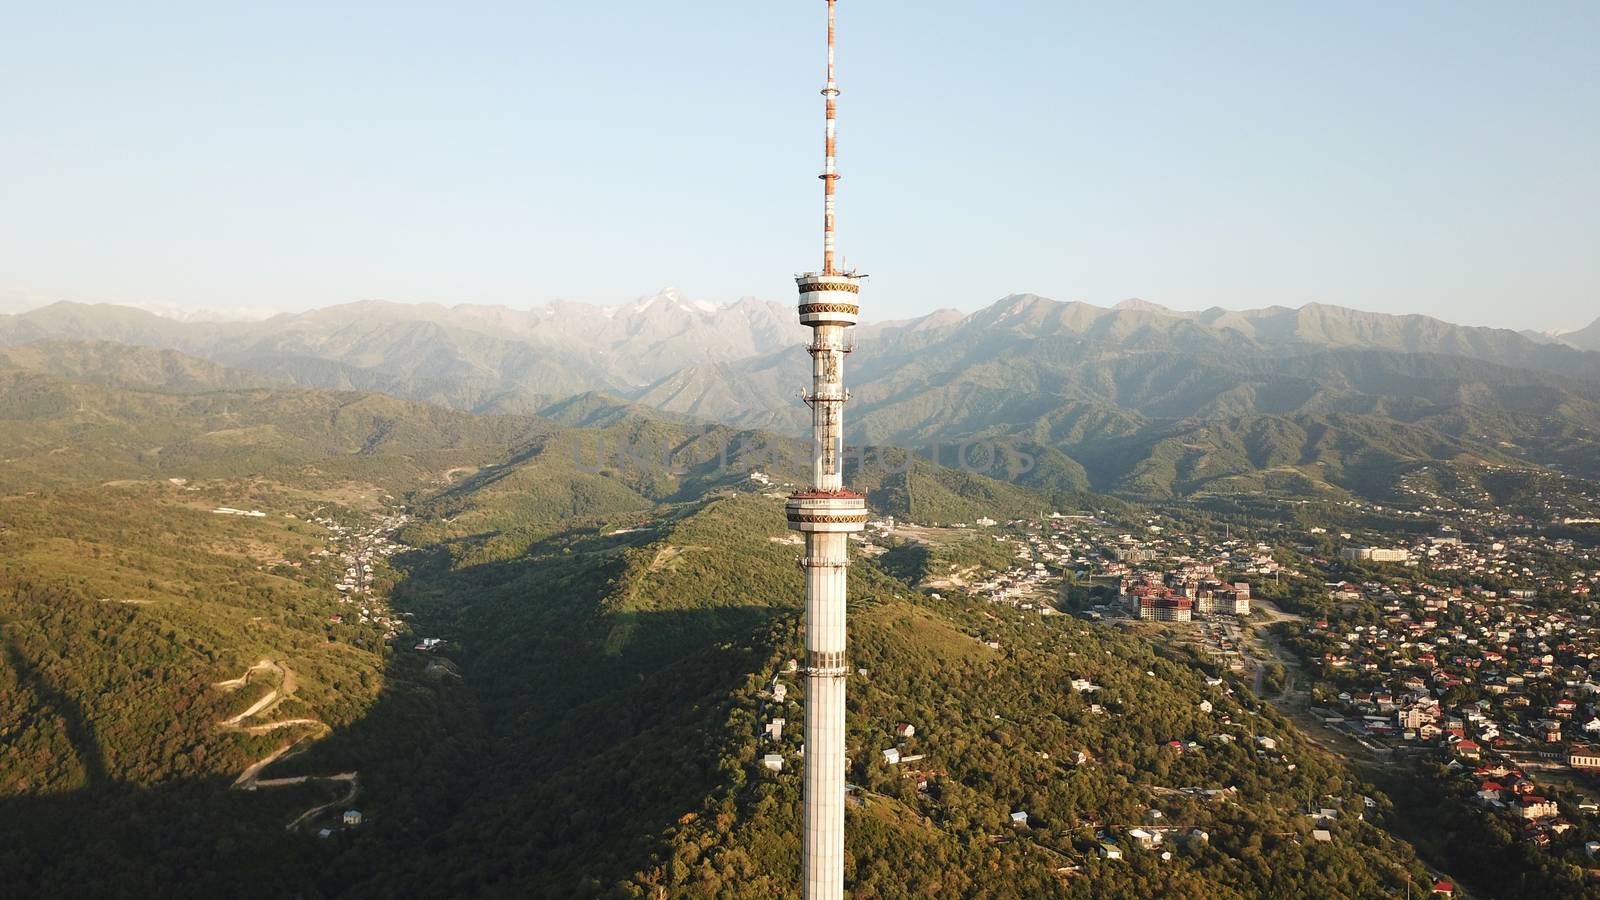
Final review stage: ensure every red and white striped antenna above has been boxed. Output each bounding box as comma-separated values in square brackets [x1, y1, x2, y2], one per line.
[821, 0, 841, 276]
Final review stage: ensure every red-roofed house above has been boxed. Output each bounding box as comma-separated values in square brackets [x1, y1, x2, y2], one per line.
[1518, 797, 1559, 820]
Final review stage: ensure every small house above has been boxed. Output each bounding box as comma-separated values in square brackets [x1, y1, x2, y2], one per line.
[1127, 828, 1160, 850]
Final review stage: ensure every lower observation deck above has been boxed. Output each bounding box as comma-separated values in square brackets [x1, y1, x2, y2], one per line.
[786, 491, 869, 533]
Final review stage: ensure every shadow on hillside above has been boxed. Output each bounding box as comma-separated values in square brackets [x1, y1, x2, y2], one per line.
[4, 637, 108, 787]
[0, 531, 795, 899]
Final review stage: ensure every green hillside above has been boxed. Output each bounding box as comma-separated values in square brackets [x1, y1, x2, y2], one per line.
[312, 493, 1436, 897]
[0, 340, 283, 392]
[405, 411, 1060, 547]
[0, 370, 549, 490]
[0, 372, 1448, 897]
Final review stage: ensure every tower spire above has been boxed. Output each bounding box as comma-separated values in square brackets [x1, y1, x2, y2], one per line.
[822, 0, 840, 275]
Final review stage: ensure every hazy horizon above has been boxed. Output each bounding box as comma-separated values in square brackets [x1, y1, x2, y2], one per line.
[3, 1, 1596, 332]
[3, 283, 1598, 335]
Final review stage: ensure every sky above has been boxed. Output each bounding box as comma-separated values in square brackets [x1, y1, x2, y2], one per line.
[1, 1, 1596, 331]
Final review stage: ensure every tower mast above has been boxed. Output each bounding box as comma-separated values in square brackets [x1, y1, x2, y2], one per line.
[821, 0, 839, 275]
[787, 3, 867, 899]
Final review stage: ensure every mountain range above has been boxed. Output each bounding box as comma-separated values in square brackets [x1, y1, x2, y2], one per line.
[4, 291, 1598, 504]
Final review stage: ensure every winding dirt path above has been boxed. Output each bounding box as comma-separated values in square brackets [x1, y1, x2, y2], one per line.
[212, 661, 361, 831]
[231, 730, 324, 790]
[212, 659, 281, 692]
[221, 686, 282, 726]
[282, 773, 360, 833]
[216, 660, 301, 727]
[236, 717, 322, 735]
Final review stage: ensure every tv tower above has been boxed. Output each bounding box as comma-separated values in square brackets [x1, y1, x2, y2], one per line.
[786, 2, 867, 899]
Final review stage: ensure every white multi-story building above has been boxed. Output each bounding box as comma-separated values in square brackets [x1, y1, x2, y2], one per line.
[1342, 547, 1412, 564]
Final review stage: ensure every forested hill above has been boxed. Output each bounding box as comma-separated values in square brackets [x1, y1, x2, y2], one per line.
[647, 323, 1600, 502]
[305, 493, 1437, 896]
[0, 368, 551, 490]
[0, 358, 1069, 519]
[0, 369, 1444, 896]
[0, 339, 285, 392]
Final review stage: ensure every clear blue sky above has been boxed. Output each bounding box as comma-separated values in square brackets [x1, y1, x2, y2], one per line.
[1, 1, 1596, 330]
